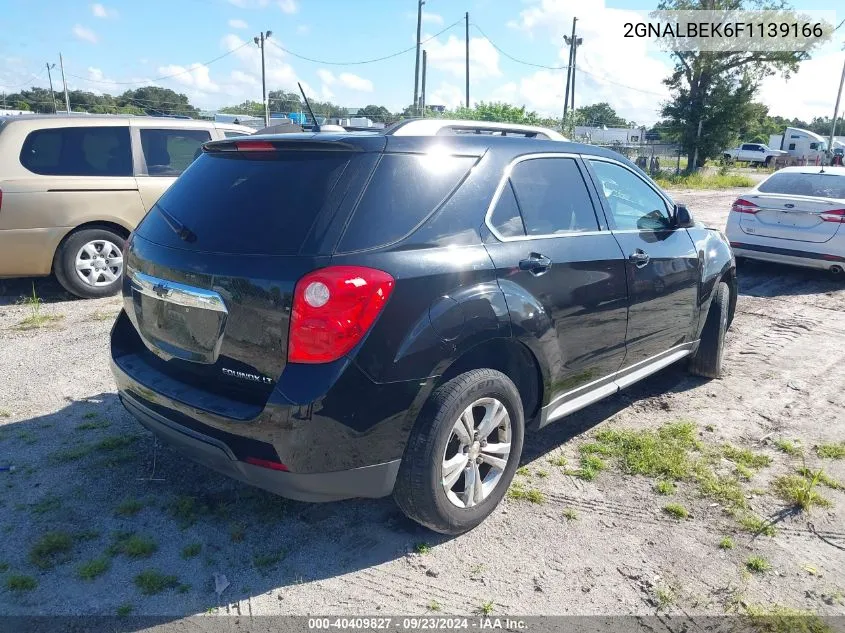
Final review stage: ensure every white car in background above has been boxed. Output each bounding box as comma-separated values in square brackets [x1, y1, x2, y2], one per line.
[726, 166, 845, 275]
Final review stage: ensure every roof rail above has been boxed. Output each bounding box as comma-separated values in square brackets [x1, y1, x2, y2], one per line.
[385, 118, 568, 141]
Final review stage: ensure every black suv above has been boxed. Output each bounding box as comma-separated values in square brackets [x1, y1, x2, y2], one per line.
[110, 125, 736, 534]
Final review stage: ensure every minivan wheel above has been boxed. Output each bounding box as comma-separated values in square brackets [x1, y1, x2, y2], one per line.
[54, 228, 125, 299]
[688, 281, 729, 379]
[394, 369, 524, 535]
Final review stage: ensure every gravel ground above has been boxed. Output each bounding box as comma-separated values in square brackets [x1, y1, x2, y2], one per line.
[0, 188, 844, 620]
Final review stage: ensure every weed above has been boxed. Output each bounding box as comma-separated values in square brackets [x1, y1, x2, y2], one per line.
[15, 284, 63, 330]
[694, 467, 747, 509]
[655, 480, 676, 495]
[91, 310, 117, 322]
[0, 410, 9, 418]
[722, 444, 771, 470]
[736, 513, 777, 537]
[547, 455, 567, 467]
[134, 570, 179, 595]
[29, 531, 74, 569]
[815, 443, 845, 460]
[97, 435, 137, 451]
[427, 600, 442, 612]
[478, 601, 494, 616]
[49, 444, 94, 464]
[593, 421, 699, 479]
[414, 542, 432, 554]
[29, 496, 62, 515]
[82, 412, 98, 420]
[76, 419, 111, 431]
[579, 442, 613, 457]
[735, 464, 754, 480]
[797, 467, 843, 490]
[774, 439, 803, 457]
[169, 496, 207, 528]
[654, 585, 675, 610]
[744, 604, 831, 633]
[772, 472, 831, 511]
[253, 549, 286, 572]
[115, 499, 144, 517]
[229, 523, 246, 543]
[535, 469, 549, 478]
[663, 503, 689, 519]
[181, 543, 202, 559]
[745, 556, 772, 573]
[117, 603, 134, 617]
[516, 466, 530, 477]
[719, 536, 735, 550]
[77, 557, 110, 581]
[507, 482, 545, 504]
[562, 508, 578, 521]
[654, 172, 755, 190]
[109, 533, 158, 559]
[5, 574, 37, 592]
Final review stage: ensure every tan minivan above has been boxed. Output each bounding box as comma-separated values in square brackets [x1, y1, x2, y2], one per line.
[0, 115, 253, 298]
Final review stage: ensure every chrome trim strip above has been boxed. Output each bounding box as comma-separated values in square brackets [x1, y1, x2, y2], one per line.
[483, 152, 611, 243]
[129, 270, 228, 313]
[545, 382, 619, 425]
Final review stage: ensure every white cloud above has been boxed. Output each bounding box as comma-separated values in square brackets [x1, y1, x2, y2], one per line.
[428, 82, 465, 109]
[221, 33, 300, 94]
[759, 48, 845, 120]
[422, 12, 444, 25]
[226, 0, 269, 7]
[87, 67, 105, 81]
[230, 70, 258, 85]
[425, 35, 501, 80]
[296, 24, 310, 35]
[91, 3, 117, 18]
[228, 19, 248, 29]
[317, 69, 335, 85]
[278, 0, 297, 14]
[73, 25, 98, 44]
[338, 72, 373, 92]
[157, 63, 220, 93]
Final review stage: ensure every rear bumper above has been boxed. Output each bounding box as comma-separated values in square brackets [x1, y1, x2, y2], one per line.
[119, 388, 400, 502]
[731, 242, 845, 271]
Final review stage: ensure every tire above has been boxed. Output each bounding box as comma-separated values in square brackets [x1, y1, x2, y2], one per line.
[54, 228, 125, 299]
[394, 369, 525, 535]
[764, 156, 772, 167]
[688, 281, 729, 379]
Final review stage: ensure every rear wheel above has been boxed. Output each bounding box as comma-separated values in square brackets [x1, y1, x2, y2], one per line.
[54, 228, 125, 299]
[394, 369, 524, 535]
[689, 281, 729, 379]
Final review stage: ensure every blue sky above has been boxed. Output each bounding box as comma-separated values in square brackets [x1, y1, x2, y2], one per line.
[0, 0, 841, 125]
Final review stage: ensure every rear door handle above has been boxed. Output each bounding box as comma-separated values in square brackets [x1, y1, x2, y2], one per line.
[628, 249, 650, 268]
[519, 252, 552, 276]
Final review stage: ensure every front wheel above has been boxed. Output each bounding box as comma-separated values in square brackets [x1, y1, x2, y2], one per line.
[689, 281, 729, 379]
[54, 228, 125, 299]
[394, 369, 524, 535]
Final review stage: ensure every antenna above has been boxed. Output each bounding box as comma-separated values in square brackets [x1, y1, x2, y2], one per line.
[298, 82, 320, 132]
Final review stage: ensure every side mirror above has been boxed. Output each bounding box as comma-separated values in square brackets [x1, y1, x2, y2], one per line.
[673, 204, 695, 228]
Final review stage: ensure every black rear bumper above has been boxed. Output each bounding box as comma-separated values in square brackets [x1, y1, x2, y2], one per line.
[119, 388, 400, 502]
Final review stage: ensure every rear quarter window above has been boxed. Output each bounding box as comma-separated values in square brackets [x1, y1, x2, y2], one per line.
[337, 153, 476, 252]
[19, 126, 132, 176]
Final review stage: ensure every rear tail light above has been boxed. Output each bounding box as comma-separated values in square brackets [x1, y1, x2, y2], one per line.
[731, 198, 759, 214]
[0, 188, 3, 210]
[234, 140, 276, 152]
[245, 456, 289, 472]
[820, 209, 845, 223]
[288, 266, 395, 364]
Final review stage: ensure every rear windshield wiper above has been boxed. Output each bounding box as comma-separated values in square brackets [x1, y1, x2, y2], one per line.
[155, 204, 196, 242]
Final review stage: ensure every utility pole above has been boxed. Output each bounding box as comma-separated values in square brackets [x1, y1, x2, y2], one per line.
[254, 31, 272, 127]
[570, 33, 582, 114]
[828, 55, 845, 164]
[691, 118, 703, 172]
[562, 18, 577, 124]
[413, 0, 425, 116]
[45, 63, 57, 113]
[59, 53, 70, 113]
[421, 50, 427, 116]
[465, 12, 470, 109]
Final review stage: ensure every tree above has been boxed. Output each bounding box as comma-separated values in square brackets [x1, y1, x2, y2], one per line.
[658, 0, 810, 169]
[118, 87, 198, 117]
[220, 100, 264, 117]
[268, 90, 302, 113]
[574, 102, 629, 128]
[357, 105, 396, 123]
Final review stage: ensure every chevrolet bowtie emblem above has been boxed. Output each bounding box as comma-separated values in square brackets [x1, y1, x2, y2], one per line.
[152, 282, 171, 298]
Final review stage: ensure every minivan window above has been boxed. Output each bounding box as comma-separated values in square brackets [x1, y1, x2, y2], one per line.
[140, 128, 211, 176]
[136, 151, 353, 255]
[589, 159, 671, 231]
[337, 153, 476, 252]
[20, 126, 132, 176]
[508, 157, 599, 235]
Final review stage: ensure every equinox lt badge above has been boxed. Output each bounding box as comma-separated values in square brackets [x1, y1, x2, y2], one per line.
[222, 368, 272, 384]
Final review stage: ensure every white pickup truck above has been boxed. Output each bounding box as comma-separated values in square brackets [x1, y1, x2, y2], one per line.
[722, 143, 788, 165]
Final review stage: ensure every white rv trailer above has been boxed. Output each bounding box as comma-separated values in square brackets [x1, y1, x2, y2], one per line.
[769, 127, 828, 162]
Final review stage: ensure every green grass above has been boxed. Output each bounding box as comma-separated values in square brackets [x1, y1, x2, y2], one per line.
[181, 543, 202, 559]
[252, 549, 286, 572]
[29, 496, 62, 515]
[745, 555, 772, 573]
[721, 444, 771, 471]
[229, 522, 246, 543]
[735, 464, 754, 480]
[116, 603, 134, 617]
[815, 443, 845, 460]
[772, 472, 831, 511]
[414, 542, 432, 554]
[109, 533, 158, 559]
[593, 421, 699, 479]
[516, 466, 530, 477]
[744, 604, 832, 633]
[774, 439, 803, 457]
[797, 467, 842, 490]
[654, 171, 755, 190]
[169, 495, 208, 528]
[77, 557, 110, 580]
[91, 310, 117, 321]
[655, 480, 676, 495]
[96, 435, 137, 451]
[134, 570, 179, 595]
[4, 574, 37, 592]
[478, 600, 494, 616]
[663, 503, 689, 519]
[562, 508, 578, 521]
[507, 481, 545, 503]
[547, 455, 568, 467]
[49, 444, 94, 464]
[719, 536, 735, 550]
[535, 469, 549, 478]
[736, 513, 777, 537]
[76, 419, 111, 431]
[29, 531, 74, 569]
[0, 409, 10, 418]
[654, 585, 675, 610]
[115, 499, 144, 517]
[427, 600, 442, 612]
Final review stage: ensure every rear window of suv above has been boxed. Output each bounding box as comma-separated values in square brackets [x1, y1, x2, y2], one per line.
[758, 172, 845, 199]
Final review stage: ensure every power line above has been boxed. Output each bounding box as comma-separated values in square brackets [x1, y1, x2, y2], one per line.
[267, 18, 463, 65]
[64, 41, 252, 86]
[2, 67, 48, 91]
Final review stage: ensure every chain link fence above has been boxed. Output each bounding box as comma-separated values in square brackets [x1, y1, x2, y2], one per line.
[588, 142, 685, 175]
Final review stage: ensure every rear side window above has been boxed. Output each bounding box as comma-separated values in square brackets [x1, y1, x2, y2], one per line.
[136, 151, 354, 255]
[20, 126, 132, 176]
[508, 157, 599, 236]
[139, 128, 211, 176]
[489, 181, 525, 238]
[758, 172, 845, 198]
[337, 153, 476, 252]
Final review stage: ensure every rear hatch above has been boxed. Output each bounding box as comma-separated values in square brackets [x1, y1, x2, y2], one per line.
[738, 171, 845, 243]
[120, 135, 384, 408]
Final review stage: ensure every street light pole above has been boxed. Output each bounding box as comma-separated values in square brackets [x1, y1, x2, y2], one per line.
[254, 31, 272, 127]
[45, 63, 57, 114]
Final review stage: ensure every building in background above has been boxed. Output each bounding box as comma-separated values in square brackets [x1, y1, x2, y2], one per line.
[573, 126, 643, 144]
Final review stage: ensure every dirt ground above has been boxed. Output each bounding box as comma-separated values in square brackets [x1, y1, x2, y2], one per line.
[0, 187, 843, 621]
